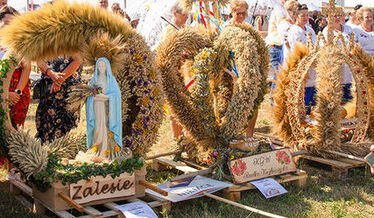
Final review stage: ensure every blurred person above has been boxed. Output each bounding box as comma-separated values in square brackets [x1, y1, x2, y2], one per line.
[266, 0, 289, 72]
[36, 54, 82, 143]
[0, 0, 6, 8]
[316, 16, 327, 33]
[346, 4, 363, 29]
[322, 9, 353, 104]
[228, 0, 249, 24]
[159, 2, 189, 141]
[111, 3, 121, 15]
[99, 0, 108, 10]
[354, 7, 374, 54]
[277, 0, 299, 64]
[0, 6, 31, 129]
[286, 4, 317, 114]
[267, 0, 290, 107]
[308, 10, 319, 33]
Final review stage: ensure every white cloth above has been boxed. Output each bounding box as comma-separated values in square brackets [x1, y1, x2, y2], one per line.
[93, 74, 109, 158]
[354, 25, 374, 55]
[266, 6, 288, 46]
[322, 24, 353, 84]
[278, 19, 293, 45]
[345, 20, 360, 30]
[284, 24, 316, 87]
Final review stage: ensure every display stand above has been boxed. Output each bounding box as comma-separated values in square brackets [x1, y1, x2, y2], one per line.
[8, 171, 171, 218]
[151, 156, 307, 201]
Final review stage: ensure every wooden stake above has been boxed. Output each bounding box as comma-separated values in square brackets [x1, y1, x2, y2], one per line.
[145, 150, 182, 160]
[203, 193, 286, 218]
[325, 150, 366, 162]
[170, 168, 213, 182]
[58, 192, 84, 212]
[139, 180, 168, 196]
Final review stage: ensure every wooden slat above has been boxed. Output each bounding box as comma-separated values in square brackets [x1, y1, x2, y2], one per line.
[78, 210, 119, 218]
[180, 159, 207, 170]
[55, 210, 76, 218]
[9, 177, 33, 196]
[301, 155, 352, 168]
[155, 157, 198, 173]
[169, 168, 212, 182]
[227, 170, 308, 192]
[103, 202, 120, 211]
[14, 195, 33, 210]
[337, 158, 366, 167]
[83, 206, 103, 217]
[147, 200, 163, 208]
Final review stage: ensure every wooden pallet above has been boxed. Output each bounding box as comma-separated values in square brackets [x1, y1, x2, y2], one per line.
[299, 155, 367, 179]
[152, 157, 307, 201]
[8, 173, 171, 218]
[254, 132, 369, 179]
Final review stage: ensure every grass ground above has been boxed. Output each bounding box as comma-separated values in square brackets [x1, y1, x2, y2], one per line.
[0, 95, 373, 217]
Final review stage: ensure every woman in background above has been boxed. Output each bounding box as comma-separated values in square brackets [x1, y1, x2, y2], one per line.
[36, 54, 82, 143]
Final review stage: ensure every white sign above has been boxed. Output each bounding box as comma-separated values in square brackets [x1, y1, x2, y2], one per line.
[250, 178, 288, 199]
[146, 176, 232, 202]
[115, 201, 158, 218]
[69, 173, 136, 204]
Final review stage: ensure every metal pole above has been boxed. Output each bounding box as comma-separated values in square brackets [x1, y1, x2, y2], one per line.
[26, 0, 29, 11]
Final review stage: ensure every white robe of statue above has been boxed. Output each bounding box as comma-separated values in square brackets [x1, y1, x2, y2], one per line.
[92, 61, 110, 158]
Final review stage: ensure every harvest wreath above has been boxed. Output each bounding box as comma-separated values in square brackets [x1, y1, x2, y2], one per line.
[157, 23, 269, 178]
[273, 32, 373, 159]
[1, 1, 164, 156]
[0, 1, 163, 205]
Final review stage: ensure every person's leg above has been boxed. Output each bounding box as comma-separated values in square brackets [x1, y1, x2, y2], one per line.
[245, 110, 259, 138]
[269, 46, 282, 107]
[304, 87, 317, 115]
[170, 116, 183, 140]
[342, 83, 353, 104]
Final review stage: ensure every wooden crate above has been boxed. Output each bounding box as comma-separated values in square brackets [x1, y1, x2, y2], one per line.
[152, 157, 307, 201]
[299, 155, 367, 179]
[8, 172, 171, 218]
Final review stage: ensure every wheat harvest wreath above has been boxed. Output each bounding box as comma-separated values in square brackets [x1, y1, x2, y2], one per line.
[0, 0, 164, 206]
[273, 32, 374, 159]
[157, 22, 270, 179]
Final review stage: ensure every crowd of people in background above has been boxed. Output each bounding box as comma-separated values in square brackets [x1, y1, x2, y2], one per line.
[1, 0, 374, 143]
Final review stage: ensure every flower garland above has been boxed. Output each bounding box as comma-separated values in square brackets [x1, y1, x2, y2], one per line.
[33, 153, 144, 192]
[190, 48, 219, 138]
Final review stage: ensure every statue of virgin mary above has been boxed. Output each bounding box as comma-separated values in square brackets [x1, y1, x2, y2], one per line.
[86, 57, 122, 158]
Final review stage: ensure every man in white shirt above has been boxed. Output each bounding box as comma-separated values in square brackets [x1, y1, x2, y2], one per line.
[345, 4, 362, 30]
[266, 0, 289, 71]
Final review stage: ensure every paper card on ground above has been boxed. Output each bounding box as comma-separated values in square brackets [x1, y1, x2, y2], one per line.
[365, 152, 374, 169]
[115, 201, 158, 218]
[146, 175, 232, 202]
[250, 178, 287, 199]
